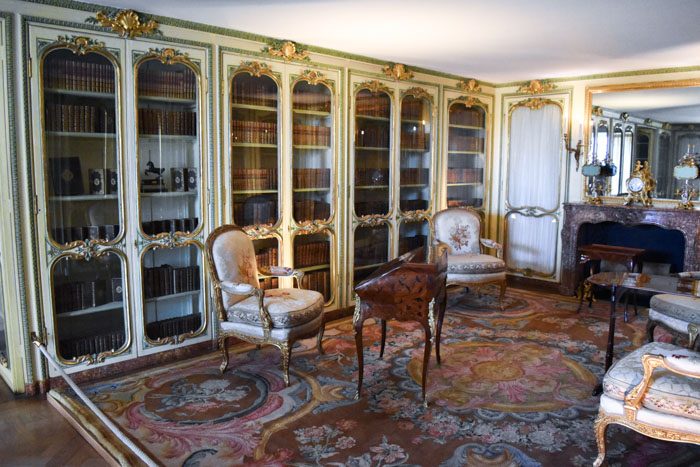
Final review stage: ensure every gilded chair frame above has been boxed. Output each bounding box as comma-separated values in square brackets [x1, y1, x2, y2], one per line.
[594, 352, 700, 466]
[205, 224, 324, 385]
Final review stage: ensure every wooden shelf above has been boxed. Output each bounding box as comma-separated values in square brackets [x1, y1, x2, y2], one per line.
[400, 184, 429, 188]
[49, 194, 118, 202]
[297, 264, 330, 273]
[355, 146, 390, 151]
[354, 262, 385, 271]
[449, 123, 483, 130]
[232, 189, 278, 195]
[448, 150, 482, 155]
[294, 145, 331, 150]
[57, 301, 124, 318]
[355, 185, 389, 190]
[46, 131, 116, 139]
[141, 191, 198, 198]
[356, 114, 389, 122]
[447, 182, 482, 187]
[400, 147, 428, 152]
[293, 109, 331, 117]
[293, 187, 331, 193]
[45, 88, 114, 99]
[402, 119, 425, 124]
[145, 290, 200, 303]
[139, 134, 197, 141]
[232, 142, 278, 148]
[231, 102, 277, 112]
[139, 95, 196, 105]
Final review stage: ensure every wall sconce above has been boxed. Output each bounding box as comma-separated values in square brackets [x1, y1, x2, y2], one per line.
[564, 133, 584, 171]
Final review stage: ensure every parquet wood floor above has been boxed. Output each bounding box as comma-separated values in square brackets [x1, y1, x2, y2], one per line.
[0, 383, 105, 466]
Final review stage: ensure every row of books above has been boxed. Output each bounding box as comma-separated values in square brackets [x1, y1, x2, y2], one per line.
[233, 198, 277, 226]
[450, 109, 484, 127]
[301, 269, 331, 301]
[53, 224, 120, 244]
[256, 247, 278, 268]
[355, 239, 389, 264]
[449, 134, 484, 152]
[45, 58, 115, 94]
[401, 99, 427, 121]
[54, 277, 123, 314]
[146, 313, 202, 340]
[232, 121, 277, 145]
[294, 241, 330, 268]
[356, 94, 390, 118]
[293, 168, 331, 189]
[60, 330, 125, 360]
[356, 126, 390, 148]
[138, 68, 197, 101]
[293, 125, 331, 147]
[400, 199, 428, 211]
[143, 264, 200, 299]
[232, 168, 278, 191]
[399, 234, 427, 254]
[294, 200, 331, 223]
[447, 198, 483, 207]
[293, 92, 331, 112]
[260, 277, 279, 290]
[400, 168, 429, 185]
[447, 168, 483, 183]
[232, 80, 277, 108]
[355, 202, 389, 217]
[45, 104, 116, 133]
[400, 129, 427, 150]
[355, 168, 389, 186]
[142, 217, 199, 236]
[138, 109, 197, 136]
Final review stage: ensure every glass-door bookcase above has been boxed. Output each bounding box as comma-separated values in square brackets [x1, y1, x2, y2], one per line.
[446, 99, 487, 209]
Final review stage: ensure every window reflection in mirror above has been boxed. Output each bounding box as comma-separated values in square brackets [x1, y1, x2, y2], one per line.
[610, 124, 623, 195]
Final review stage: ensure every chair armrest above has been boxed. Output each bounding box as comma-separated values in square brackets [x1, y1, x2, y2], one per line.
[480, 238, 503, 259]
[258, 266, 305, 287]
[220, 281, 256, 295]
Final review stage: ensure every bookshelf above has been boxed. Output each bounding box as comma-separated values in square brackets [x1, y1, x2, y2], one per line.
[446, 102, 486, 209]
[399, 93, 432, 217]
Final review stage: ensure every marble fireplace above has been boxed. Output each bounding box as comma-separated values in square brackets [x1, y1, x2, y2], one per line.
[560, 203, 700, 295]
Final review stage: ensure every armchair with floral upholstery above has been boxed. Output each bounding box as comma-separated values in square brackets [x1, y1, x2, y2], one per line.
[433, 207, 507, 308]
[595, 341, 700, 465]
[205, 225, 325, 386]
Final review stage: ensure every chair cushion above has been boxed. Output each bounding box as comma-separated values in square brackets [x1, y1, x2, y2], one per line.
[602, 342, 700, 421]
[447, 254, 506, 275]
[227, 288, 323, 328]
[650, 294, 700, 325]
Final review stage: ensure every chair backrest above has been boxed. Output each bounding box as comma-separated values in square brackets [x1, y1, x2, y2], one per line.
[205, 225, 259, 309]
[433, 208, 481, 255]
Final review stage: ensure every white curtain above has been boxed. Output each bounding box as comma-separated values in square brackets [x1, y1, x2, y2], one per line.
[506, 213, 558, 275]
[507, 104, 562, 211]
[505, 103, 563, 276]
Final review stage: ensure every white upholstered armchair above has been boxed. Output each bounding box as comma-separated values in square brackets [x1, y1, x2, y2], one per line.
[433, 207, 507, 308]
[205, 225, 325, 386]
[595, 341, 700, 466]
[647, 271, 700, 349]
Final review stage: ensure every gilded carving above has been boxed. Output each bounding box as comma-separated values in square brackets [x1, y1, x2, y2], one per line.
[591, 106, 604, 117]
[147, 47, 191, 65]
[356, 214, 389, 227]
[352, 295, 362, 326]
[383, 63, 413, 81]
[517, 79, 557, 95]
[298, 69, 329, 86]
[401, 210, 429, 222]
[356, 80, 391, 95]
[236, 61, 273, 78]
[513, 97, 554, 111]
[89, 10, 159, 38]
[451, 96, 486, 109]
[402, 86, 431, 102]
[264, 40, 309, 62]
[55, 35, 106, 56]
[457, 79, 482, 93]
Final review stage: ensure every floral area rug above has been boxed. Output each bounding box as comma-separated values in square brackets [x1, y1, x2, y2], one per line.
[52, 287, 700, 466]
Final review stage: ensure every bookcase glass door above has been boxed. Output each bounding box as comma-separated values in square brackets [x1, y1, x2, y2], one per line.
[231, 73, 280, 228]
[447, 103, 486, 209]
[141, 244, 203, 343]
[293, 231, 332, 302]
[292, 80, 333, 224]
[398, 219, 429, 256]
[354, 89, 392, 217]
[51, 252, 128, 363]
[254, 237, 279, 290]
[136, 57, 201, 238]
[42, 48, 121, 246]
[399, 95, 431, 213]
[353, 224, 389, 285]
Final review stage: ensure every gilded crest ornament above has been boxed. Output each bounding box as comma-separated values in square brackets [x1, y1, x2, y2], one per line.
[244, 224, 276, 238]
[514, 97, 554, 111]
[236, 61, 273, 78]
[298, 69, 330, 87]
[152, 231, 182, 249]
[148, 47, 190, 65]
[457, 79, 482, 93]
[295, 219, 328, 233]
[452, 95, 485, 109]
[517, 79, 556, 95]
[264, 40, 309, 62]
[89, 10, 159, 38]
[357, 214, 388, 227]
[591, 106, 604, 117]
[56, 35, 105, 56]
[356, 80, 390, 95]
[402, 86, 432, 102]
[383, 63, 413, 81]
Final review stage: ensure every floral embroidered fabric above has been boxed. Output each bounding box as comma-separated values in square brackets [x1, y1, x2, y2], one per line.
[227, 288, 324, 328]
[447, 254, 506, 274]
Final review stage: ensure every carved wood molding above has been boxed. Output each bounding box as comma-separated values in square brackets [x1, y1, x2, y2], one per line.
[89, 10, 159, 38]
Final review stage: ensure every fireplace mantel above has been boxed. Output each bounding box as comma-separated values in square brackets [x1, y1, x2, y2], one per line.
[560, 203, 700, 295]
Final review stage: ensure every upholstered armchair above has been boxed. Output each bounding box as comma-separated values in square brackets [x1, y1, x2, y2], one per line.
[647, 271, 700, 349]
[205, 225, 325, 386]
[433, 207, 507, 308]
[594, 341, 700, 466]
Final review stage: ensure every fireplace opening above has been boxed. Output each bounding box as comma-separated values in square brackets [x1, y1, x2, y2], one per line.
[578, 221, 685, 274]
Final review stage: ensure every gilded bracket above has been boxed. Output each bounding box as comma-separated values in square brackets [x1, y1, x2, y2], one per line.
[401, 210, 429, 222]
[517, 79, 557, 95]
[298, 69, 330, 87]
[264, 40, 309, 62]
[356, 214, 389, 227]
[356, 80, 391, 95]
[147, 47, 191, 66]
[55, 35, 106, 56]
[457, 79, 482, 93]
[451, 95, 486, 109]
[352, 295, 362, 326]
[89, 10, 160, 38]
[244, 224, 277, 239]
[293, 219, 329, 234]
[514, 97, 555, 111]
[401, 86, 432, 102]
[236, 61, 273, 78]
[383, 63, 413, 81]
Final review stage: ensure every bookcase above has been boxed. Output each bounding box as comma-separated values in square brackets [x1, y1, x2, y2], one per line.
[349, 74, 438, 293]
[221, 54, 341, 308]
[27, 24, 211, 373]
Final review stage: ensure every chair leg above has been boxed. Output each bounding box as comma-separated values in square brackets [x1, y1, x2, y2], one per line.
[218, 335, 230, 374]
[689, 323, 699, 350]
[379, 319, 387, 359]
[499, 280, 507, 311]
[646, 320, 657, 343]
[316, 322, 325, 355]
[593, 415, 610, 467]
[279, 343, 292, 387]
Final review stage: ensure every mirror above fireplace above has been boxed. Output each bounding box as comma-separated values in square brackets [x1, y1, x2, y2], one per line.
[585, 80, 700, 202]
